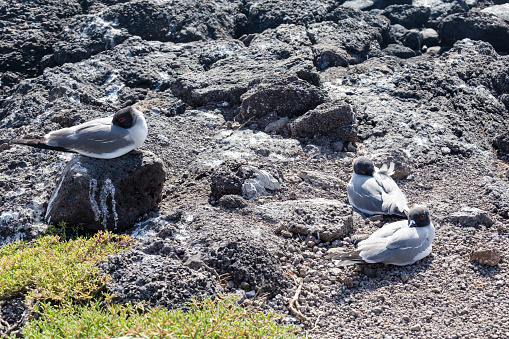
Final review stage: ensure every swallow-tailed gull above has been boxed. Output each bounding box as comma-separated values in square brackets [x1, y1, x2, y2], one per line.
[347, 156, 409, 217]
[13, 106, 147, 159]
[327, 205, 435, 266]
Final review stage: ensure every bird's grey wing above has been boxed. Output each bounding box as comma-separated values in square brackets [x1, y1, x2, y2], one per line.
[357, 223, 434, 265]
[380, 227, 434, 265]
[377, 162, 395, 176]
[347, 175, 384, 214]
[385, 227, 424, 249]
[365, 220, 407, 240]
[356, 221, 405, 259]
[387, 225, 434, 249]
[46, 121, 132, 154]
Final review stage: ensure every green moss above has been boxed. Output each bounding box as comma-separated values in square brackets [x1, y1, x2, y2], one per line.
[20, 297, 299, 339]
[0, 231, 134, 304]
[1, 231, 299, 338]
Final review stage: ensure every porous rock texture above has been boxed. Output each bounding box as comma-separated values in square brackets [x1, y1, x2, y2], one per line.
[45, 150, 166, 232]
[1, 0, 509, 337]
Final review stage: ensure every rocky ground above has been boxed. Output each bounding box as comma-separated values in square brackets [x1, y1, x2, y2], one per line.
[1, 0, 509, 337]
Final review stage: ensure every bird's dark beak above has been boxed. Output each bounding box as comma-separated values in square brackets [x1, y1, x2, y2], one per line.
[408, 219, 416, 227]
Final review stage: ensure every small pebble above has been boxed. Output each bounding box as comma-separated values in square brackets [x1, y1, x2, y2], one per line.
[410, 324, 421, 331]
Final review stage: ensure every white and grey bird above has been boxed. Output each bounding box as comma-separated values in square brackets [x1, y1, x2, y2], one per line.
[13, 106, 147, 159]
[347, 156, 409, 217]
[327, 205, 435, 266]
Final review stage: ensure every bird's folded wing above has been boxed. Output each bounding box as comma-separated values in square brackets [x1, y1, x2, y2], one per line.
[348, 176, 384, 213]
[366, 220, 406, 240]
[46, 123, 131, 154]
[385, 228, 424, 249]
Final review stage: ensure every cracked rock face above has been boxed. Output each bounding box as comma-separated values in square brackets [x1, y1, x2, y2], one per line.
[45, 150, 166, 232]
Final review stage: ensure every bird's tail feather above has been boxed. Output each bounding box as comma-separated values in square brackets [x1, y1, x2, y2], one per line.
[377, 162, 395, 177]
[326, 250, 366, 266]
[11, 139, 75, 153]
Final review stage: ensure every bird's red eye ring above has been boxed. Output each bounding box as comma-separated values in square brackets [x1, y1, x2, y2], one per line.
[118, 118, 125, 122]
[419, 215, 424, 219]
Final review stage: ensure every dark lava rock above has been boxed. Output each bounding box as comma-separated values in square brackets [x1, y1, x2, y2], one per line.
[383, 43, 416, 58]
[290, 101, 357, 142]
[0, 297, 29, 337]
[438, 11, 509, 52]
[170, 25, 316, 108]
[99, 230, 224, 310]
[0, 0, 82, 82]
[103, 0, 175, 41]
[218, 194, 247, 209]
[45, 150, 166, 232]
[308, 15, 388, 70]
[101, 206, 291, 308]
[243, 0, 337, 34]
[483, 177, 509, 218]
[445, 207, 494, 227]
[255, 199, 354, 242]
[403, 30, 423, 51]
[493, 131, 509, 156]
[389, 23, 409, 44]
[43, 0, 245, 68]
[209, 160, 249, 201]
[383, 5, 431, 29]
[239, 75, 325, 120]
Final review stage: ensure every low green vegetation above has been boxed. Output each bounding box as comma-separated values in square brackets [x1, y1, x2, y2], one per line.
[21, 297, 299, 339]
[1, 230, 299, 338]
[0, 231, 134, 303]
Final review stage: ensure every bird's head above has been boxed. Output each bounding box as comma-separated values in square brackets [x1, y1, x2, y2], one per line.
[408, 205, 431, 227]
[353, 156, 375, 176]
[112, 106, 137, 129]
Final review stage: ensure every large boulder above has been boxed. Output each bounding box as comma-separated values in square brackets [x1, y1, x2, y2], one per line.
[383, 5, 431, 29]
[438, 12, 509, 52]
[308, 18, 387, 70]
[254, 199, 354, 242]
[239, 75, 325, 120]
[290, 101, 357, 141]
[45, 150, 166, 232]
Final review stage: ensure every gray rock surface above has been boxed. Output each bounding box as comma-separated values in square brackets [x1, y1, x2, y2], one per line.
[290, 101, 357, 141]
[254, 199, 354, 242]
[481, 4, 509, 22]
[438, 11, 509, 52]
[239, 74, 325, 120]
[46, 150, 166, 232]
[445, 206, 494, 228]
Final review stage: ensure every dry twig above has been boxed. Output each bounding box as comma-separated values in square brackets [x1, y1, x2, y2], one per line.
[286, 273, 310, 325]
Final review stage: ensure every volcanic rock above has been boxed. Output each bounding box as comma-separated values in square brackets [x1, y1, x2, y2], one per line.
[445, 207, 494, 228]
[45, 151, 166, 232]
[290, 101, 357, 141]
[239, 75, 325, 120]
[438, 11, 509, 52]
[470, 247, 502, 266]
[255, 199, 354, 242]
[383, 5, 431, 29]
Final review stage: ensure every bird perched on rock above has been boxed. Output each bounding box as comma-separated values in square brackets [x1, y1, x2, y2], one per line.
[347, 156, 409, 217]
[12, 106, 147, 159]
[327, 205, 435, 266]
